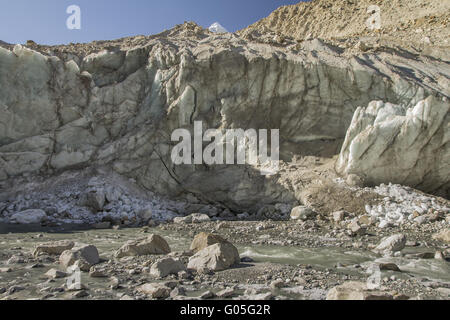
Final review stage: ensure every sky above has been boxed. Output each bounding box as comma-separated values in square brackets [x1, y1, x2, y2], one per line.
[0, 0, 305, 45]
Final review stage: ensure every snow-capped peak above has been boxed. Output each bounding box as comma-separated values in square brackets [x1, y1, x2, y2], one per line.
[208, 22, 228, 34]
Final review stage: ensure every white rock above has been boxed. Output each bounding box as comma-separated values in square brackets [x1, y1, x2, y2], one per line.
[378, 220, 391, 229]
[373, 234, 406, 255]
[332, 211, 346, 222]
[173, 216, 192, 224]
[59, 244, 100, 271]
[187, 242, 240, 272]
[191, 213, 211, 223]
[290, 206, 316, 221]
[173, 213, 210, 224]
[190, 232, 229, 253]
[414, 215, 427, 225]
[326, 281, 393, 300]
[150, 258, 186, 278]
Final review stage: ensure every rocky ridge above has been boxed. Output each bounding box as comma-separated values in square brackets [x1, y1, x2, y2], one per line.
[241, 0, 450, 47]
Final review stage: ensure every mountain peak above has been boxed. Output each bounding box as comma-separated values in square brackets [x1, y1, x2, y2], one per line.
[209, 22, 228, 33]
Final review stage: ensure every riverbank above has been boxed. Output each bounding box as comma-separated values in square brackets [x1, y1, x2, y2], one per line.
[0, 215, 448, 300]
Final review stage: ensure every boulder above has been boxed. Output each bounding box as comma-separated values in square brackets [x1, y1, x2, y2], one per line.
[414, 215, 428, 225]
[195, 213, 210, 223]
[432, 229, 450, 243]
[33, 240, 75, 257]
[199, 290, 215, 299]
[84, 190, 106, 211]
[44, 268, 67, 279]
[290, 206, 316, 221]
[6, 255, 23, 264]
[346, 174, 365, 187]
[59, 244, 100, 271]
[173, 213, 210, 224]
[187, 242, 240, 272]
[332, 210, 346, 223]
[138, 283, 171, 299]
[114, 234, 171, 258]
[170, 287, 187, 298]
[348, 220, 366, 236]
[173, 216, 192, 224]
[190, 232, 229, 253]
[137, 208, 153, 223]
[373, 234, 407, 256]
[105, 186, 121, 202]
[216, 288, 236, 298]
[326, 282, 394, 300]
[10, 209, 47, 224]
[89, 266, 108, 278]
[379, 263, 401, 272]
[150, 258, 186, 278]
[358, 215, 373, 226]
[270, 279, 285, 289]
[238, 292, 273, 300]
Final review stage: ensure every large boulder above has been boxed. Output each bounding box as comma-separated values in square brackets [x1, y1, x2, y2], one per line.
[187, 242, 240, 272]
[114, 234, 171, 258]
[10, 209, 47, 224]
[336, 96, 449, 195]
[33, 240, 75, 257]
[59, 244, 100, 271]
[290, 206, 316, 221]
[373, 234, 406, 256]
[150, 258, 186, 278]
[190, 232, 229, 253]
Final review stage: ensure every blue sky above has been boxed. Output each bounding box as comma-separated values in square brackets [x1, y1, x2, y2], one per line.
[0, 0, 305, 45]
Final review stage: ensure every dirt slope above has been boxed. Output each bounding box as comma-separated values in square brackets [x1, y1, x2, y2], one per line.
[240, 0, 450, 47]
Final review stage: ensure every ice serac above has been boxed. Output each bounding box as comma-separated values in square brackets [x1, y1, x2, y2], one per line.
[336, 96, 449, 194]
[0, 23, 449, 210]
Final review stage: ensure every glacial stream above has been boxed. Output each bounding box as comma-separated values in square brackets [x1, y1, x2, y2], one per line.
[0, 224, 449, 300]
